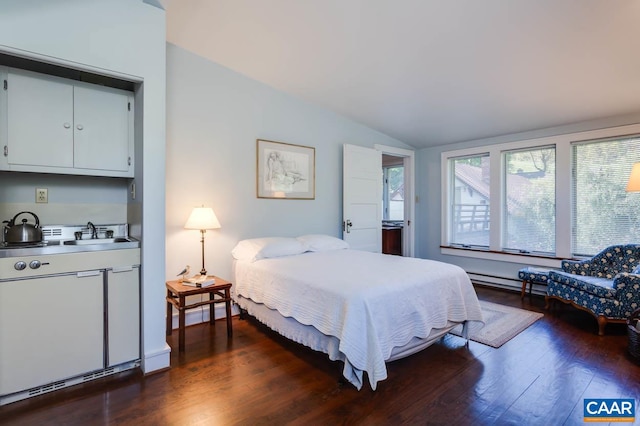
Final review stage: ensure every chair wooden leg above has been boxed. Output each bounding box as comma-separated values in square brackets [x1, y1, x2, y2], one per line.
[597, 315, 607, 336]
[520, 280, 527, 299]
[544, 295, 551, 310]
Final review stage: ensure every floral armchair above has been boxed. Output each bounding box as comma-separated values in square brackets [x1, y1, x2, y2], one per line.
[545, 244, 640, 335]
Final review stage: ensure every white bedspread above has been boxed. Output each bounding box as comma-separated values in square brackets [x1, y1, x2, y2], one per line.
[233, 249, 483, 390]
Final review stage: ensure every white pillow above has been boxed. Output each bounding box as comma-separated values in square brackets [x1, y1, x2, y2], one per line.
[297, 234, 349, 252]
[231, 237, 307, 261]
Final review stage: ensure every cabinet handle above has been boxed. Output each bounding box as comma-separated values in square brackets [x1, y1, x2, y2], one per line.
[76, 124, 84, 131]
[77, 270, 101, 278]
[63, 122, 71, 129]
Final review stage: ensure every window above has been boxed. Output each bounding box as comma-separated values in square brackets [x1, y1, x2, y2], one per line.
[443, 126, 640, 259]
[572, 136, 640, 256]
[503, 146, 556, 254]
[383, 166, 404, 221]
[450, 155, 490, 247]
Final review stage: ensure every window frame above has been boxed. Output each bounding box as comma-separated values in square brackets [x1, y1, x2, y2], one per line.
[501, 144, 556, 256]
[570, 135, 640, 256]
[440, 123, 640, 265]
[447, 153, 491, 249]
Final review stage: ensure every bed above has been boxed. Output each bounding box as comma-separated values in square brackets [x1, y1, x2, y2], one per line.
[231, 235, 484, 390]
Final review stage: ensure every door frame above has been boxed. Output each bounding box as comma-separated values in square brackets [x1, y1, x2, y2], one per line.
[375, 144, 415, 257]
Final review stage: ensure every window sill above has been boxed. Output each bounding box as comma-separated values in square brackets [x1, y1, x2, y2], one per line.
[440, 245, 563, 268]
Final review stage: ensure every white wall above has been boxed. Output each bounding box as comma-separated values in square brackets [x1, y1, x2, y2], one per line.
[166, 43, 412, 282]
[416, 112, 640, 291]
[0, 172, 128, 225]
[0, 0, 168, 373]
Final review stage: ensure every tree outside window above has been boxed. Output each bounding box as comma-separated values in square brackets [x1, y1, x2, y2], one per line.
[503, 147, 556, 254]
[573, 137, 640, 255]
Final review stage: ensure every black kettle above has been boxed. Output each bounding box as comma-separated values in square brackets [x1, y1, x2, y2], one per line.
[2, 211, 43, 244]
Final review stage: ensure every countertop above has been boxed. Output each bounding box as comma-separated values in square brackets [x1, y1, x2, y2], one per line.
[0, 238, 140, 258]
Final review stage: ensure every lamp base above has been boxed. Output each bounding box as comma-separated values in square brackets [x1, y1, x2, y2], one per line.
[199, 230, 207, 277]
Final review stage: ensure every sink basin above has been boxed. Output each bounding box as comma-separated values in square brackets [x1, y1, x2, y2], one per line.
[63, 238, 132, 246]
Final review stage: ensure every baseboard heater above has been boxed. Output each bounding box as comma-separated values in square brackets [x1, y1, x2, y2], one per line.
[467, 271, 547, 296]
[0, 360, 140, 406]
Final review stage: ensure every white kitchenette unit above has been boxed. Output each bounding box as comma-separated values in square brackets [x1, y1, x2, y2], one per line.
[0, 228, 140, 406]
[0, 55, 145, 405]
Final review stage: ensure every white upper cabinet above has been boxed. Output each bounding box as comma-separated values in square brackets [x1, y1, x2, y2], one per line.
[0, 67, 134, 177]
[7, 71, 75, 168]
[73, 85, 131, 172]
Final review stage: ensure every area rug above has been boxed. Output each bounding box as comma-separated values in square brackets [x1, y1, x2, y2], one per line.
[450, 300, 543, 348]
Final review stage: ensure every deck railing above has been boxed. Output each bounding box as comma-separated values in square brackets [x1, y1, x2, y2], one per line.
[453, 204, 490, 232]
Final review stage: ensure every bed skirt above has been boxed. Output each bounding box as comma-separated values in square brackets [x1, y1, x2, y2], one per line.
[234, 295, 467, 389]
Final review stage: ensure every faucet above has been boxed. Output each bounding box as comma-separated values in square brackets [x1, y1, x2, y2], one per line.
[87, 222, 98, 239]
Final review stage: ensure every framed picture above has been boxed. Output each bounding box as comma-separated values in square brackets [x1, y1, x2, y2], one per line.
[257, 139, 315, 199]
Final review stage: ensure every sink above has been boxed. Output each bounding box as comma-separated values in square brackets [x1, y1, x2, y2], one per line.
[63, 238, 133, 246]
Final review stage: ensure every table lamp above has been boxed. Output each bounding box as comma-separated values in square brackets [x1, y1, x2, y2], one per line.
[184, 206, 221, 276]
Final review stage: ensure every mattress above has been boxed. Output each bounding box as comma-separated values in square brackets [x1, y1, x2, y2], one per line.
[232, 249, 483, 390]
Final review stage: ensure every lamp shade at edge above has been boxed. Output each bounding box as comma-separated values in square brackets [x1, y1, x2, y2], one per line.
[627, 163, 640, 192]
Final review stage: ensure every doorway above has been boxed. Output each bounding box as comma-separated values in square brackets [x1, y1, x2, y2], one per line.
[382, 154, 404, 255]
[377, 145, 415, 257]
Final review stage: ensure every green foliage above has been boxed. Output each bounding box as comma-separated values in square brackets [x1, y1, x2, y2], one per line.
[386, 166, 403, 196]
[574, 139, 640, 254]
[504, 148, 556, 252]
[455, 156, 483, 167]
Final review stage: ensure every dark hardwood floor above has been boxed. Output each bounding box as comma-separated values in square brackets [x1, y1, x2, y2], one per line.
[2, 286, 639, 425]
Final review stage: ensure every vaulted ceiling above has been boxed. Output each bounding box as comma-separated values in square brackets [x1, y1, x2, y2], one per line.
[165, 0, 640, 149]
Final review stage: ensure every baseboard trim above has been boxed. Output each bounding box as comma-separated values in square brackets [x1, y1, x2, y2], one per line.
[142, 343, 171, 374]
[169, 303, 240, 330]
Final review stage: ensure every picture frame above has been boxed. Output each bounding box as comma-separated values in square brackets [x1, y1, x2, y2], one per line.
[256, 139, 315, 199]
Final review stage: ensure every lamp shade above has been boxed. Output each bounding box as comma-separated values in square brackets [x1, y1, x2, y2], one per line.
[184, 207, 221, 230]
[627, 163, 640, 192]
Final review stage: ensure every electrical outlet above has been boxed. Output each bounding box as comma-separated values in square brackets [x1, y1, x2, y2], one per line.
[36, 188, 48, 203]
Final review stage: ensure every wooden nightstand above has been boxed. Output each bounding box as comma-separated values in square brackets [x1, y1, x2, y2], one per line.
[165, 276, 233, 352]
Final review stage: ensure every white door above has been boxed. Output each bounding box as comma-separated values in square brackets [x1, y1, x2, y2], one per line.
[343, 144, 382, 252]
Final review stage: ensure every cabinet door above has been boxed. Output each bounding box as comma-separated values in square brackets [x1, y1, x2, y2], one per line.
[73, 86, 131, 172]
[0, 273, 103, 395]
[7, 70, 74, 168]
[107, 267, 140, 366]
